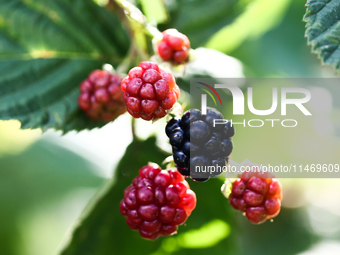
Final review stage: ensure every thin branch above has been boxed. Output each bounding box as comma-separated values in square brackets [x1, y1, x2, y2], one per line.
[131, 116, 137, 140]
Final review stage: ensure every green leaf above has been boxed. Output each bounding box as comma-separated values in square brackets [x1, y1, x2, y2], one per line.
[139, 0, 168, 24]
[0, 137, 104, 211]
[60, 136, 240, 255]
[0, 0, 131, 132]
[0, 58, 107, 132]
[205, 0, 292, 53]
[304, 0, 340, 69]
[160, 0, 239, 48]
[238, 208, 318, 255]
[0, 137, 104, 255]
[60, 137, 170, 255]
[0, 0, 130, 59]
[230, 0, 324, 78]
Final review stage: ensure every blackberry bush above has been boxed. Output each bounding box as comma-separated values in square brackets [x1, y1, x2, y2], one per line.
[228, 170, 282, 224]
[0, 0, 311, 252]
[119, 163, 197, 240]
[78, 70, 126, 121]
[121, 61, 180, 121]
[166, 107, 235, 182]
[157, 29, 190, 64]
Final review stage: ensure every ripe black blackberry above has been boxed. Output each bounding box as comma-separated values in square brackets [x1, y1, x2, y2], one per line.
[166, 107, 235, 182]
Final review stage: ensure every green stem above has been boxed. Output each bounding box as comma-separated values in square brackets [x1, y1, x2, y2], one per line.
[131, 116, 137, 140]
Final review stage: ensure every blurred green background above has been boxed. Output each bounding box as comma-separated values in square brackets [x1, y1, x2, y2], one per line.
[2, 0, 340, 254]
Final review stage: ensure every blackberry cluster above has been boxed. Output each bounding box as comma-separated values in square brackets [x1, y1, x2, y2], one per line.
[121, 61, 180, 121]
[157, 29, 190, 64]
[78, 70, 126, 121]
[166, 108, 235, 182]
[119, 164, 196, 240]
[229, 170, 282, 224]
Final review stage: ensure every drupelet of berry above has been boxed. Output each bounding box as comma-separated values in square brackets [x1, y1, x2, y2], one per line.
[165, 107, 235, 182]
[121, 61, 180, 121]
[157, 29, 190, 64]
[78, 70, 126, 121]
[119, 163, 197, 240]
[228, 169, 282, 224]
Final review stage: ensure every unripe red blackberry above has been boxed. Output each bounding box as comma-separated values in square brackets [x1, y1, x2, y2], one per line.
[119, 163, 196, 240]
[121, 61, 180, 121]
[157, 29, 190, 64]
[228, 169, 282, 224]
[78, 70, 126, 121]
